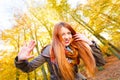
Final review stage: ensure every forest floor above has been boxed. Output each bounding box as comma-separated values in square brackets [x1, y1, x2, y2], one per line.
[88, 55, 120, 80]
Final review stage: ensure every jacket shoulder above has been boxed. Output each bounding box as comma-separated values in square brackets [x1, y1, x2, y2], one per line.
[41, 45, 51, 58]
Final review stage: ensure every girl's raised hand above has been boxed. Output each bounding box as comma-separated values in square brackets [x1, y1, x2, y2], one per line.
[73, 33, 92, 45]
[18, 40, 36, 61]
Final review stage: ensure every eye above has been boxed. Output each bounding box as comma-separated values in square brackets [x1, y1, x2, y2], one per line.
[67, 32, 71, 35]
[62, 33, 65, 36]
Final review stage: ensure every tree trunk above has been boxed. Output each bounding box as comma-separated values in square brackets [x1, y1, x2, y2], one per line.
[41, 65, 48, 80]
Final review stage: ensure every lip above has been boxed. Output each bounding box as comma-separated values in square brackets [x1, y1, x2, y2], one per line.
[65, 41, 70, 44]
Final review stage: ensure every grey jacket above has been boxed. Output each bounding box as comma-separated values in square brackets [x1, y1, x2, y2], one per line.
[15, 42, 105, 80]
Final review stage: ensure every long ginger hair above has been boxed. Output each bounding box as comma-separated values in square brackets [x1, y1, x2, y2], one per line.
[50, 22, 96, 80]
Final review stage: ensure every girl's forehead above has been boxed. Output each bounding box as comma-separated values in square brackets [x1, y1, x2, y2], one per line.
[60, 27, 70, 34]
[60, 27, 70, 31]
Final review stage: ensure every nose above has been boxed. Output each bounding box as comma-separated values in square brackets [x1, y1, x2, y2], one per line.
[64, 34, 70, 40]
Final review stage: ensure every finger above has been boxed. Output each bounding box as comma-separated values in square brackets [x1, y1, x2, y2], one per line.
[18, 42, 27, 55]
[73, 35, 81, 40]
[73, 34, 77, 37]
[28, 40, 35, 48]
[74, 36, 85, 41]
[74, 38, 83, 41]
[28, 40, 34, 47]
[73, 33, 82, 38]
[22, 41, 27, 47]
[29, 42, 36, 52]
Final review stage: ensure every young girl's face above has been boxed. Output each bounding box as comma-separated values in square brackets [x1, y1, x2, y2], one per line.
[60, 27, 72, 46]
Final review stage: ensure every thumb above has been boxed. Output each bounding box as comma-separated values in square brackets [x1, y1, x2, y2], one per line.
[27, 55, 34, 59]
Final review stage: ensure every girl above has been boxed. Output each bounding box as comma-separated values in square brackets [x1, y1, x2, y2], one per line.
[15, 22, 97, 80]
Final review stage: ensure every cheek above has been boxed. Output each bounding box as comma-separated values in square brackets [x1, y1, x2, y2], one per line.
[62, 36, 65, 40]
[70, 35, 73, 42]
[59, 35, 65, 43]
[61, 35, 65, 40]
[70, 35, 72, 39]
[69, 35, 72, 40]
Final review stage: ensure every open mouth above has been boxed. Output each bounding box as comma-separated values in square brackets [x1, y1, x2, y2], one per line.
[65, 41, 70, 44]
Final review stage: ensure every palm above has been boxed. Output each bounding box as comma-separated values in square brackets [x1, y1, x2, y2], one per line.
[18, 40, 36, 61]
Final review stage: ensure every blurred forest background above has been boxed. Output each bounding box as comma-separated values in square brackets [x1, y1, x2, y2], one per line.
[0, 0, 120, 80]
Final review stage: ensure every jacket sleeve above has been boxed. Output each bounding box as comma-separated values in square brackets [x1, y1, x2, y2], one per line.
[90, 41, 106, 66]
[14, 45, 51, 73]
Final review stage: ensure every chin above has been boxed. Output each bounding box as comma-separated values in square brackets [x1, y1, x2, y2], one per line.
[65, 43, 70, 46]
